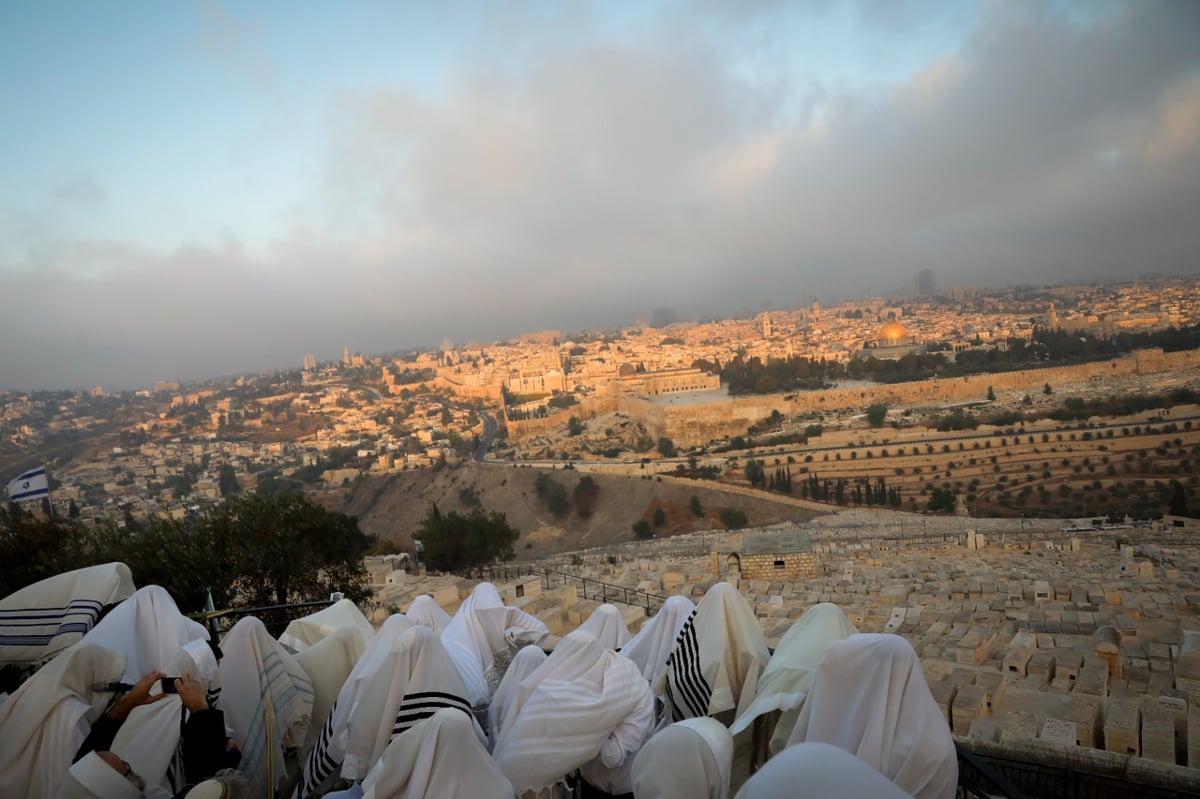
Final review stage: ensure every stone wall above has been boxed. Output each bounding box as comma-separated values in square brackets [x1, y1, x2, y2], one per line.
[741, 551, 817, 581]
[623, 348, 1200, 448]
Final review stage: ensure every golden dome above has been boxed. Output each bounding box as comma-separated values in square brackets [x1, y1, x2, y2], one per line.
[879, 321, 908, 343]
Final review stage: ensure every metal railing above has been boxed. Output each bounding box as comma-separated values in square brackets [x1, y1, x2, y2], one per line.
[956, 743, 1024, 798]
[198, 599, 335, 639]
[483, 564, 669, 616]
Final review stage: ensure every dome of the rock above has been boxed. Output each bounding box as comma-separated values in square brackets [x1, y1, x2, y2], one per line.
[878, 321, 908, 344]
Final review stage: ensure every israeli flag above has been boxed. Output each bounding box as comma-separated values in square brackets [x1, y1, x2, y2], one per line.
[7, 466, 49, 502]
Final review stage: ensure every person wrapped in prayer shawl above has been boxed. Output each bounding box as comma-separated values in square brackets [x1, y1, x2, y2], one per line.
[442, 582, 549, 704]
[80, 585, 209, 683]
[656, 583, 770, 726]
[403, 595, 452, 634]
[786, 634, 956, 799]
[278, 598, 374, 654]
[71, 670, 242, 797]
[618, 595, 695, 686]
[729, 603, 857, 758]
[632, 717, 734, 799]
[0, 562, 135, 666]
[293, 622, 477, 799]
[294, 625, 372, 756]
[733, 742, 912, 799]
[353, 708, 514, 799]
[575, 603, 632, 651]
[493, 629, 654, 797]
[218, 617, 314, 798]
[0, 642, 125, 798]
[487, 644, 547, 749]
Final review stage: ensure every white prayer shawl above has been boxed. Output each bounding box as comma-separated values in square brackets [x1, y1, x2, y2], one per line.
[729, 603, 858, 752]
[110, 693, 185, 793]
[279, 598, 374, 653]
[0, 562, 135, 665]
[80, 585, 209, 683]
[788, 634, 956, 799]
[487, 645, 547, 746]
[733, 742, 913, 799]
[493, 630, 653, 794]
[294, 624, 371, 754]
[0, 642, 125, 799]
[619, 594, 695, 685]
[293, 614, 416, 799]
[404, 595, 452, 634]
[54, 750, 173, 799]
[576, 603, 631, 650]
[219, 616, 314, 798]
[442, 582, 549, 676]
[632, 718, 734, 799]
[360, 708, 515, 799]
[657, 583, 769, 723]
[342, 626, 478, 780]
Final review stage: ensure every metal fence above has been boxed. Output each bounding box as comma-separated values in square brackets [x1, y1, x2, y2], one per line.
[968, 750, 1199, 799]
[956, 743, 1024, 799]
[198, 599, 335, 639]
[483, 564, 669, 617]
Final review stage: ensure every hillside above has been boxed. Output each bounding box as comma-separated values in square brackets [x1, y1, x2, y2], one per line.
[323, 462, 830, 559]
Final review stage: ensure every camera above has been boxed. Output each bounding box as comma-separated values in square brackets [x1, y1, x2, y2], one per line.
[160, 677, 181, 694]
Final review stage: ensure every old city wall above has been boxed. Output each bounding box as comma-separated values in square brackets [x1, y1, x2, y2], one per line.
[504, 395, 619, 441]
[634, 349, 1199, 448]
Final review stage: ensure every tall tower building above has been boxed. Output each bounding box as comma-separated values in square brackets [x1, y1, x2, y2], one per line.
[343, 346, 351, 366]
[1049, 303, 1059, 333]
[761, 311, 773, 338]
[303, 353, 316, 371]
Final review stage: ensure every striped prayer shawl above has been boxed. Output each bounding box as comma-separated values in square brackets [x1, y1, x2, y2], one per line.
[664, 609, 712, 722]
[0, 598, 103, 649]
[391, 690, 472, 738]
[293, 702, 341, 799]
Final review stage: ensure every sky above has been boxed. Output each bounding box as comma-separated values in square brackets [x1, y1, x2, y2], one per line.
[1, 0, 1198, 391]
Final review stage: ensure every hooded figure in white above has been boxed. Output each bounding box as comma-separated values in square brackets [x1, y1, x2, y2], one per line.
[294, 624, 372, 756]
[619, 594, 695, 685]
[0, 562, 135, 666]
[632, 717, 734, 799]
[0, 642, 125, 799]
[493, 630, 654, 795]
[656, 583, 769, 725]
[80, 585, 209, 683]
[359, 708, 514, 799]
[730, 602, 857, 755]
[218, 616, 314, 798]
[786, 634, 956, 799]
[733, 742, 913, 799]
[487, 644, 547, 747]
[576, 603, 632, 651]
[441, 583, 548, 706]
[403, 595, 452, 634]
[293, 621, 477, 799]
[278, 598, 374, 654]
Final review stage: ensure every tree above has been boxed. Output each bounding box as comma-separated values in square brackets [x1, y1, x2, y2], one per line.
[573, 476, 600, 518]
[744, 459, 765, 487]
[927, 487, 956, 513]
[718, 508, 748, 529]
[534, 473, 570, 516]
[567, 416, 585, 436]
[653, 507, 666, 527]
[218, 464, 241, 497]
[417, 502, 519, 571]
[987, 386, 996, 401]
[632, 519, 653, 539]
[1169, 480, 1188, 517]
[865, 403, 888, 427]
[1043, 383, 1053, 395]
[68, 499, 80, 519]
[657, 438, 676, 458]
[689, 495, 704, 518]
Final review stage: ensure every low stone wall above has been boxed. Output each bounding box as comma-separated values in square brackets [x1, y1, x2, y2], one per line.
[741, 551, 817, 581]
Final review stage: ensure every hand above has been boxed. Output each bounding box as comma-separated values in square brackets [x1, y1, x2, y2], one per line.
[109, 671, 168, 721]
[174, 673, 210, 713]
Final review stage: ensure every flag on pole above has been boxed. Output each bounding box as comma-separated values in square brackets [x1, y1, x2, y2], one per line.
[7, 466, 49, 503]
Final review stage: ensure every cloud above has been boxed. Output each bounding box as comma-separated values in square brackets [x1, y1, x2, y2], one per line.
[52, 177, 105, 209]
[1, 1, 1198, 390]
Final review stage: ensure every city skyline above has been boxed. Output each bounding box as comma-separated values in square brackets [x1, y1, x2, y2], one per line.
[2, 1, 1199, 390]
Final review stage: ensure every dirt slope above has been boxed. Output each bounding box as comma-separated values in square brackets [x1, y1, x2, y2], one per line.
[323, 462, 830, 559]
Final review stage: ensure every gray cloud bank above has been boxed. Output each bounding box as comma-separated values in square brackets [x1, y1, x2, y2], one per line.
[2, 1, 1199, 390]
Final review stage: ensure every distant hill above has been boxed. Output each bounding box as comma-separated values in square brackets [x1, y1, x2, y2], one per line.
[321, 463, 830, 559]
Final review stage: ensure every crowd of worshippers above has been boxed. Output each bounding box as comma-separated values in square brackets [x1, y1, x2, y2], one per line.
[0, 562, 957, 798]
